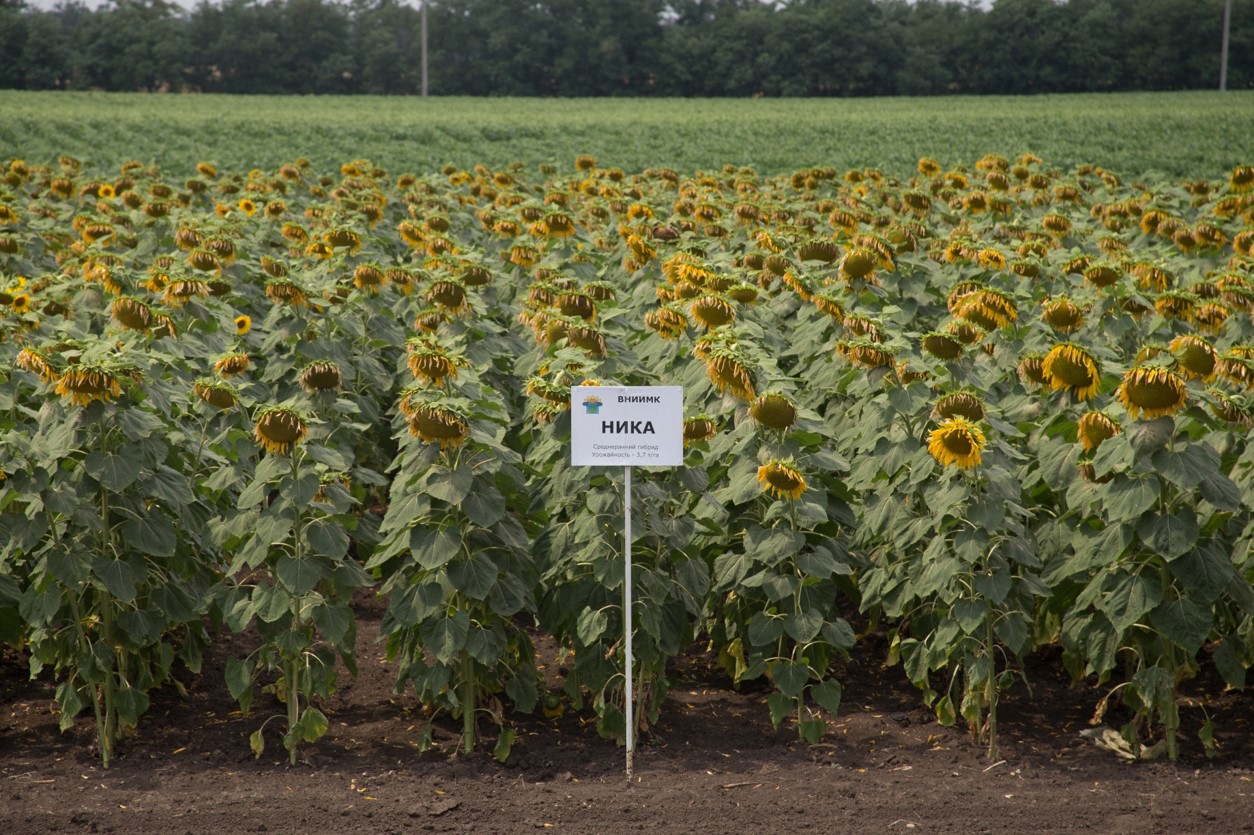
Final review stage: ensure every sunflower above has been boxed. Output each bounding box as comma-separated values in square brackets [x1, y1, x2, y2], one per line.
[1041, 214, 1071, 238]
[935, 391, 985, 421]
[238, 198, 258, 217]
[839, 338, 894, 371]
[838, 247, 882, 285]
[299, 360, 342, 393]
[1154, 290, 1196, 321]
[1217, 347, 1254, 389]
[213, 351, 250, 377]
[927, 417, 986, 470]
[921, 331, 964, 361]
[1076, 411, 1121, 454]
[265, 279, 308, 306]
[406, 401, 470, 449]
[1042, 343, 1101, 400]
[406, 338, 465, 387]
[196, 162, 218, 178]
[1169, 334, 1218, 381]
[55, 363, 128, 407]
[917, 158, 941, 177]
[1041, 298, 1084, 333]
[644, 305, 689, 340]
[757, 459, 807, 501]
[1229, 165, 1254, 194]
[1192, 302, 1231, 335]
[193, 378, 238, 410]
[163, 278, 209, 308]
[1209, 390, 1253, 426]
[11, 293, 32, 315]
[1116, 366, 1189, 420]
[704, 347, 756, 402]
[254, 406, 308, 455]
[750, 392, 797, 430]
[234, 314, 251, 336]
[682, 415, 717, 446]
[976, 248, 1006, 270]
[15, 347, 58, 383]
[111, 296, 153, 331]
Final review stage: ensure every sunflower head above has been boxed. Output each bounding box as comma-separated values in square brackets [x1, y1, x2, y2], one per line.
[682, 415, 718, 446]
[927, 416, 987, 470]
[234, 314, 251, 335]
[921, 331, 964, 361]
[265, 279, 308, 306]
[935, 391, 985, 422]
[1169, 334, 1217, 381]
[1076, 411, 1121, 454]
[1041, 297, 1084, 333]
[704, 345, 756, 402]
[254, 406, 308, 455]
[55, 360, 134, 408]
[1116, 365, 1189, 420]
[213, 351, 251, 378]
[757, 458, 807, 501]
[690, 294, 736, 330]
[111, 296, 154, 331]
[406, 338, 465, 387]
[1042, 343, 1101, 401]
[750, 392, 798, 430]
[405, 400, 470, 449]
[299, 360, 343, 393]
[193, 378, 238, 410]
[644, 305, 689, 341]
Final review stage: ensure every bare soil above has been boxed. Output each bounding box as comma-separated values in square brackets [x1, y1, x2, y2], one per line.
[3, 596, 1252, 835]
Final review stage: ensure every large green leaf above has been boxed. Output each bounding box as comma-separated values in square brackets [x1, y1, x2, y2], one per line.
[1151, 443, 1218, 491]
[275, 555, 323, 595]
[1103, 475, 1158, 522]
[84, 450, 141, 492]
[122, 511, 178, 557]
[448, 553, 498, 600]
[425, 464, 473, 505]
[421, 610, 470, 664]
[1136, 508, 1197, 560]
[1149, 597, 1211, 655]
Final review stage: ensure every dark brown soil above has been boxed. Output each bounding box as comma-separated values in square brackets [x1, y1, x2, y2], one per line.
[3, 597, 1252, 835]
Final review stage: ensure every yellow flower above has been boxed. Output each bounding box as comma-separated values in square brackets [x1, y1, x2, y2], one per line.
[238, 198, 258, 217]
[1042, 343, 1101, 401]
[194, 378, 238, 410]
[403, 399, 469, 449]
[55, 365, 125, 407]
[213, 352, 251, 377]
[682, 415, 717, 446]
[1076, 412, 1121, 454]
[299, 361, 342, 393]
[11, 293, 31, 314]
[254, 406, 307, 455]
[235, 314, 251, 335]
[928, 417, 986, 469]
[757, 459, 807, 501]
[1116, 366, 1188, 420]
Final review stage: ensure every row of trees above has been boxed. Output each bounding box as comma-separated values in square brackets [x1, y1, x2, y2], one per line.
[1, 0, 1250, 96]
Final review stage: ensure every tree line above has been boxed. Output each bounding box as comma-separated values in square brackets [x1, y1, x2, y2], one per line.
[1, 0, 1250, 96]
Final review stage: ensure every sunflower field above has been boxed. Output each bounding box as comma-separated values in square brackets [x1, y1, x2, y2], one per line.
[1, 150, 1253, 770]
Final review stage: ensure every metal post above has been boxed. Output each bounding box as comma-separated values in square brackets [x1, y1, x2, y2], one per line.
[624, 465, 634, 779]
[1220, 0, 1232, 92]
[421, 1, 429, 98]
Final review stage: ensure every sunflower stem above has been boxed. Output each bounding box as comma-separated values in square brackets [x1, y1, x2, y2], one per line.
[985, 608, 998, 762]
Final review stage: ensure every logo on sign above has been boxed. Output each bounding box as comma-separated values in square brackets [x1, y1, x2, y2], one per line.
[582, 395, 603, 414]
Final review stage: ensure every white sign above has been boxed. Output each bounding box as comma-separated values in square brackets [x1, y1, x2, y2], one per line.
[570, 386, 683, 467]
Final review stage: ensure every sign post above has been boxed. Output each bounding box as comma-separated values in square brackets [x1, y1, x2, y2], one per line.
[571, 386, 683, 779]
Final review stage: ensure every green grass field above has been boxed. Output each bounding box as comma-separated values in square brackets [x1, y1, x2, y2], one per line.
[1, 90, 1250, 178]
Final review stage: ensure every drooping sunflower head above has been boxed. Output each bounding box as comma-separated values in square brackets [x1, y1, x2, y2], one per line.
[921, 331, 964, 361]
[757, 458, 807, 501]
[254, 406, 308, 455]
[1116, 365, 1189, 420]
[110, 296, 154, 331]
[935, 391, 985, 422]
[838, 338, 894, 371]
[644, 305, 689, 341]
[405, 399, 470, 449]
[927, 416, 987, 470]
[299, 360, 343, 393]
[406, 337, 466, 387]
[213, 351, 250, 378]
[1229, 165, 1254, 194]
[1169, 334, 1218, 381]
[265, 278, 308, 307]
[682, 414, 718, 447]
[1076, 411, 1121, 454]
[1042, 343, 1101, 401]
[1208, 390, 1253, 427]
[689, 294, 737, 330]
[1041, 297, 1084, 333]
[703, 344, 757, 402]
[55, 360, 135, 408]
[352, 264, 388, 294]
[193, 378, 238, 410]
[750, 392, 798, 430]
[427, 278, 470, 315]
[324, 227, 362, 253]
